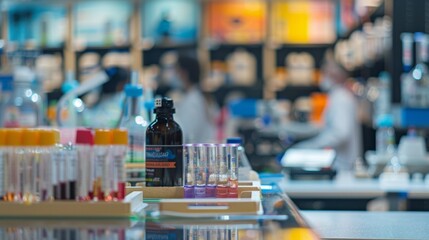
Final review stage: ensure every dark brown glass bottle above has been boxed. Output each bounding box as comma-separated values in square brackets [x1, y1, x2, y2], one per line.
[145, 98, 183, 186]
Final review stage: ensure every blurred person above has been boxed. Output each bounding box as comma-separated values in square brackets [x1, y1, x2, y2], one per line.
[82, 66, 129, 128]
[293, 49, 361, 171]
[172, 54, 218, 143]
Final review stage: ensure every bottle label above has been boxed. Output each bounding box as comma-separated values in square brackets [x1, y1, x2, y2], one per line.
[145, 145, 183, 186]
[3, 106, 37, 127]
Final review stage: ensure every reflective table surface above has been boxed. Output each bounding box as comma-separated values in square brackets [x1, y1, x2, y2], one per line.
[0, 186, 320, 240]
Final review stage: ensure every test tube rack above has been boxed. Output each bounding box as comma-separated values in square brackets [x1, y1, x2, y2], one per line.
[0, 191, 144, 218]
[126, 181, 262, 217]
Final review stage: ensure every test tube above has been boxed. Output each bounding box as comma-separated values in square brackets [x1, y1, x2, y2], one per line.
[56, 144, 68, 200]
[93, 129, 112, 201]
[215, 144, 229, 198]
[111, 129, 128, 201]
[39, 129, 58, 201]
[64, 143, 78, 200]
[76, 129, 94, 201]
[227, 144, 239, 198]
[0, 129, 5, 200]
[206, 144, 216, 198]
[195, 144, 207, 198]
[183, 144, 195, 198]
[21, 129, 40, 203]
[5, 129, 23, 202]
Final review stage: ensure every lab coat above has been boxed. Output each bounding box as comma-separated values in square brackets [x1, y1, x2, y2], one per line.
[174, 87, 217, 143]
[294, 86, 361, 171]
[83, 93, 124, 129]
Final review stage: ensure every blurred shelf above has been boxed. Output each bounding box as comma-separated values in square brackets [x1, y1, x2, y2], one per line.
[274, 43, 332, 49]
[40, 46, 64, 54]
[75, 45, 131, 53]
[349, 56, 385, 79]
[207, 42, 264, 51]
[204, 84, 264, 106]
[275, 86, 321, 101]
[143, 42, 197, 51]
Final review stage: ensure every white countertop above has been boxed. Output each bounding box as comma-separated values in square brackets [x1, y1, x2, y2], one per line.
[276, 172, 429, 199]
[303, 211, 429, 240]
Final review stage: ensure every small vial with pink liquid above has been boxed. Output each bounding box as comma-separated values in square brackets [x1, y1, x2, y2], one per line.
[215, 144, 229, 198]
[227, 144, 239, 198]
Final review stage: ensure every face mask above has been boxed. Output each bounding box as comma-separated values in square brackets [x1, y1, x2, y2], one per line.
[320, 76, 334, 92]
[164, 66, 184, 90]
[170, 74, 184, 90]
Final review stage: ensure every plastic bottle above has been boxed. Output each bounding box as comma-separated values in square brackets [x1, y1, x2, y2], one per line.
[119, 83, 148, 184]
[416, 33, 429, 106]
[3, 67, 43, 128]
[145, 98, 183, 187]
[375, 72, 391, 119]
[401, 33, 414, 106]
[375, 114, 395, 157]
[405, 33, 429, 107]
[76, 129, 94, 201]
[93, 129, 112, 201]
[0, 75, 13, 127]
[59, 71, 85, 127]
[110, 129, 128, 201]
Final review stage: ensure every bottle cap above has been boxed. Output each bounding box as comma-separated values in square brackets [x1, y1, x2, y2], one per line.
[76, 129, 94, 145]
[94, 129, 112, 145]
[39, 129, 58, 146]
[5, 128, 23, 146]
[0, 129, 6, 146]
[112, 128, 128, 145]
[22, 129, 40, 146]
[376, 114, 394, 127]
[144, 100, 155, 110]
[226, 137, 243, 145]
[414, 32, 425, 41]
[154, 97, 175, 114]
[0, 75, 13, 92]
[124, 84, 143, 97]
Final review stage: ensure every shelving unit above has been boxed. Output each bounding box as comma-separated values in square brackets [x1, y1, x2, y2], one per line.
[0, 0, 389, 106]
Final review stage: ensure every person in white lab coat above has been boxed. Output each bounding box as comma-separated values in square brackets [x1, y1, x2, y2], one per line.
[173, 54, 218, 143]
[294, 50, 361, 171]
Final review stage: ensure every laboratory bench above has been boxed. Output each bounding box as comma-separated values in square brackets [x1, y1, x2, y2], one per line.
[303, 211, 429, 240]
[0, 188, 320, 240]
[277, 172, 429, 211]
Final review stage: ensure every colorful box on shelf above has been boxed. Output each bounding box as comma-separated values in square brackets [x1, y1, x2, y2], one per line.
[126, 181, 262, 217]
[0, 192, 144, 218]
